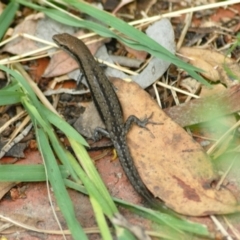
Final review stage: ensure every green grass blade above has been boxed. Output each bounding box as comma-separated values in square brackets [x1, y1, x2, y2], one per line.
[0, 91, 23, 105]
[35, 126, 88, 240]
[65, 179, 210, 238]
[0, 65, 42, 107]
[21, 96, 51, 130]
[65, 141, 116, 216]
[116, 200, 210, 237]
[47, 132, 81, 183]
[41, 106, 88, 147]
[69, 139, 143, 239]
[90, 196, 113, 240]
[69, 139, 117, 212]
[0, 1, 19, 41]
[1, 80, 21, 92]
[13, 0, 45, 12]
[20, 98, 85, 184]
[0, 165, 69, 182]
[65, 141, 137, 239]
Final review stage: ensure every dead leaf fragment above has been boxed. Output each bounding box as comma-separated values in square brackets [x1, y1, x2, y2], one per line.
[179, 47, 240, 82]
[111, 77, 240, 216]
[74, 101, 105, 139]
[164, 84, 240, 127]
[3, 17, 38, 55]
[0, 182, 17, 200]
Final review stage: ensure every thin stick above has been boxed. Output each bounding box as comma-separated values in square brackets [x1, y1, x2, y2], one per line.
[156, 81, 200, 99]
[210, 215, 233, 240]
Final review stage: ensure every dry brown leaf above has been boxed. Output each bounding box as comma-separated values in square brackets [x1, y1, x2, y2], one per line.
[199, 84, 236, 159]
[44, 50, 78, 77]
[0, 182, 17, 200]
[164, 84, 240, 127]
[124, 45, 148, 61]
[179, 47, 240, 82]
[200, 82, 226, 98]
[3, 15, 39, 55]
[111, 77, 240, 216]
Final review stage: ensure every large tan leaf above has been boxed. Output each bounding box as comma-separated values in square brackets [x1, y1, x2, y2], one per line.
[111, 78, 240, 216]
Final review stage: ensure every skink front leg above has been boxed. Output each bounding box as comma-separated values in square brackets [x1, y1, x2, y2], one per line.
[124, 113, 161, 137]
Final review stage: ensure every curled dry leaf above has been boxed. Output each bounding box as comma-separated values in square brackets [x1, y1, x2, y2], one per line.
[111, 77, 240, 216]
[179, 47, 240, 82]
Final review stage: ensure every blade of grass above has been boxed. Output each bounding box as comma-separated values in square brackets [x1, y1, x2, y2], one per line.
[65, 141, 116, 216]
[47, 133, 81, 183]
[90, 196, 113, 240]
[0, 165, 69, 182]
[64, 179, 211, 238]
[0, 91, 23, 105]
[19, 95, 82, 184]
[40, 106, 88, 147]
[69, 138, 117, 212]
[66, 141, 136, 239]
[1, 80, 22, 91]
[35, 126, 88, 240]
[0, 2, 19, 41]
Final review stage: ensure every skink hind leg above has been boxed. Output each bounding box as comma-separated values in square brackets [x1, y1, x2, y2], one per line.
[93, 127, 110, 141]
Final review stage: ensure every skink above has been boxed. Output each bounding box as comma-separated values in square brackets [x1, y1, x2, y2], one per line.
[53, 33, 159, 207]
